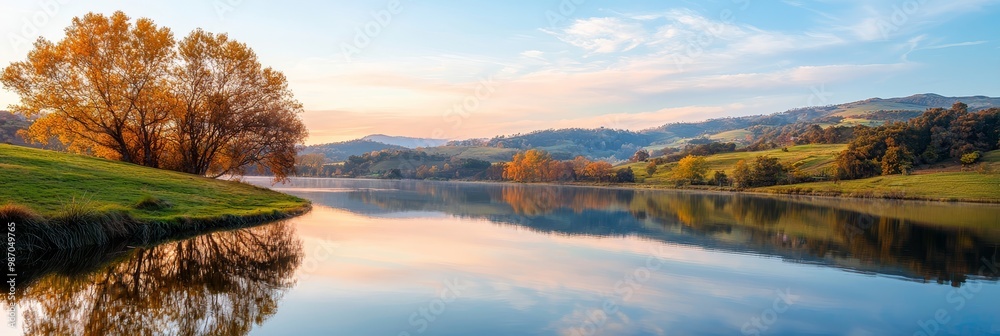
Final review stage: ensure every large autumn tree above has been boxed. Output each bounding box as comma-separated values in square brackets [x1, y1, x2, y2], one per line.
[168, 29, 306, 178]
[1, 11, 307, 181]
[1, 12, 176, 167]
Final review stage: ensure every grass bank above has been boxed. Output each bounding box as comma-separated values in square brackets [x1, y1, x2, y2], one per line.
[757, 171, 1000, 202]
[0, 144, 310, 251]
[614, 144, 1000, 203]
[625, 144, 848, 181]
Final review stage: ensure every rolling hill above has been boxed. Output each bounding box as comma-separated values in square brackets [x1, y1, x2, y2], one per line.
[484, 93, 1000, 159]
[0, 110, 31, 146]
[646, 94, 1000, 142]
[305, 93, 1000, 165]
[362, 134, 448, 148]
[299, 139, 408, 162]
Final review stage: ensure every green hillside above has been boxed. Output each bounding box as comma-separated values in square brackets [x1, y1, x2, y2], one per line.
[626, 144, 847, 182]
[422, 146, 517, 162]
[300, 139, 408, 162]
[760, 150, 1000, 202]
[0, 144, 308, 222]
[618, 145, 1000, 203]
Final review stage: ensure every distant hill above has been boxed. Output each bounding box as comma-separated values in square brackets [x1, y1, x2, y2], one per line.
[300, 139, 407, 162]
[361, 134, 447, 149]
[0, 111, 31, 146]
[469, 94, 999, 160]
[487, 128, 652, 161]
[647, 94, 1000, 141]
[828, 94, 1000, 117]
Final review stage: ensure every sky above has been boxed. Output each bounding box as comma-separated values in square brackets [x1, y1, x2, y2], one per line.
[1, 0, 998, 145]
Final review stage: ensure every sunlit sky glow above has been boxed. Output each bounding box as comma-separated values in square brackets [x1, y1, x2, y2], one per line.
[1, 0, 998, 144]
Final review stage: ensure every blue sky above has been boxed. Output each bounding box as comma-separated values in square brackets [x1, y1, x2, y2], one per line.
[1, 0, 998, 144]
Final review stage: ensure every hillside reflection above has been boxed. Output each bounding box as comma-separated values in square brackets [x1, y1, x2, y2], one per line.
[281, 179, 1000, 286]
[11, 222, 302, 336]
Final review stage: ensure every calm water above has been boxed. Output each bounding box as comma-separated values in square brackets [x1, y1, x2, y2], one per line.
[7, 178, 1000, 335]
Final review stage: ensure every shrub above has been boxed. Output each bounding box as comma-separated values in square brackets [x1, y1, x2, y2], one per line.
[0, 203, 42, 224]
[615, 168, 636, 183]
[57, 196, 98, 221]
[960, 151, 982, 166]
[135, 195, 173, 211]
[711, 170, 729, 186]
[976, 162, 994, 174]
[672, 155, 708, 183]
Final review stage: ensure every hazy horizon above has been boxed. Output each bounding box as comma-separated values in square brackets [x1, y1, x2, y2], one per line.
[2, 0, 999, 145]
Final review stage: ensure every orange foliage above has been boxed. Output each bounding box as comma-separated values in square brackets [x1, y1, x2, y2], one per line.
[0, 12, 306, 181]
[503, 149, 554, 182]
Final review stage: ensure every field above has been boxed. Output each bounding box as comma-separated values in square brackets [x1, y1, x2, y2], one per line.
[0, 144, 308, 222]
[617, 144, 1000, 203]
[708, 129, 752, 143]
[830, 102, 927, 117]
[624, 144, 847, 182]
[421, 146, 518, 162]
[834, 118, 883, 127]
[760, 150, 1000, 202]
[760, 172, 1000, 202]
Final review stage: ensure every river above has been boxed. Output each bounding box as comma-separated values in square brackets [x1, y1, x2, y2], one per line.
[7, 178, 1000, 335]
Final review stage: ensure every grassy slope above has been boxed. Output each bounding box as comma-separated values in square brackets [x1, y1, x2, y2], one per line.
[421, 146, 517, 162]
[0, 144, 308, 221]
[626, 144, 847, 182]
[708, 129, 752, 143]
[619, 144, 1000, 202]
[831, 102, 926, 117]
[761, 150, 1000, 202]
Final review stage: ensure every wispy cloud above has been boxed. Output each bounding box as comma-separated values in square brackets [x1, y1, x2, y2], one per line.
[844, 0, 1000, 41]
[281, 2, 997, 143]
[924, 41, 988, 49]
[545, 17, 647, 54]
[782, 0, 840, 21]
[901, 35, 989, 61]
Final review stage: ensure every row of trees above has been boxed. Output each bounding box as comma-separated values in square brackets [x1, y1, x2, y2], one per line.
[656, 154, 792, 189]
[745, 124, 857, 150]
[313, 150, 494, 180]
[501, 150, 634, 183]
[1, 12, 306, 180]
[835, 103, 999, 180]
[310, 148, 638, 183]
[732, 156, 789, 188]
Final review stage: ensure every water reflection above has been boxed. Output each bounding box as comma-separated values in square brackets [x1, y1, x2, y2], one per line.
[276, 179, 1000, 286]
[10, 222, 302, 336]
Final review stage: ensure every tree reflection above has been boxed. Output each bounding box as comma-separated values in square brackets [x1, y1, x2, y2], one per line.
[14, 221, 303, 336]
[314, 179, 1000, 286]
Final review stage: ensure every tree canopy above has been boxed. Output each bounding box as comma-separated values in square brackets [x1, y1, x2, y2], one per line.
[1, 11, 307, 181]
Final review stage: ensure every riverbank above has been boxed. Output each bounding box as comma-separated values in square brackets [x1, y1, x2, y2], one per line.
[556, 173, 1000, 204]
[0, 144, 311, 251]
[613, 145, 1000, 203]
[295, 172, 1000, 205]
